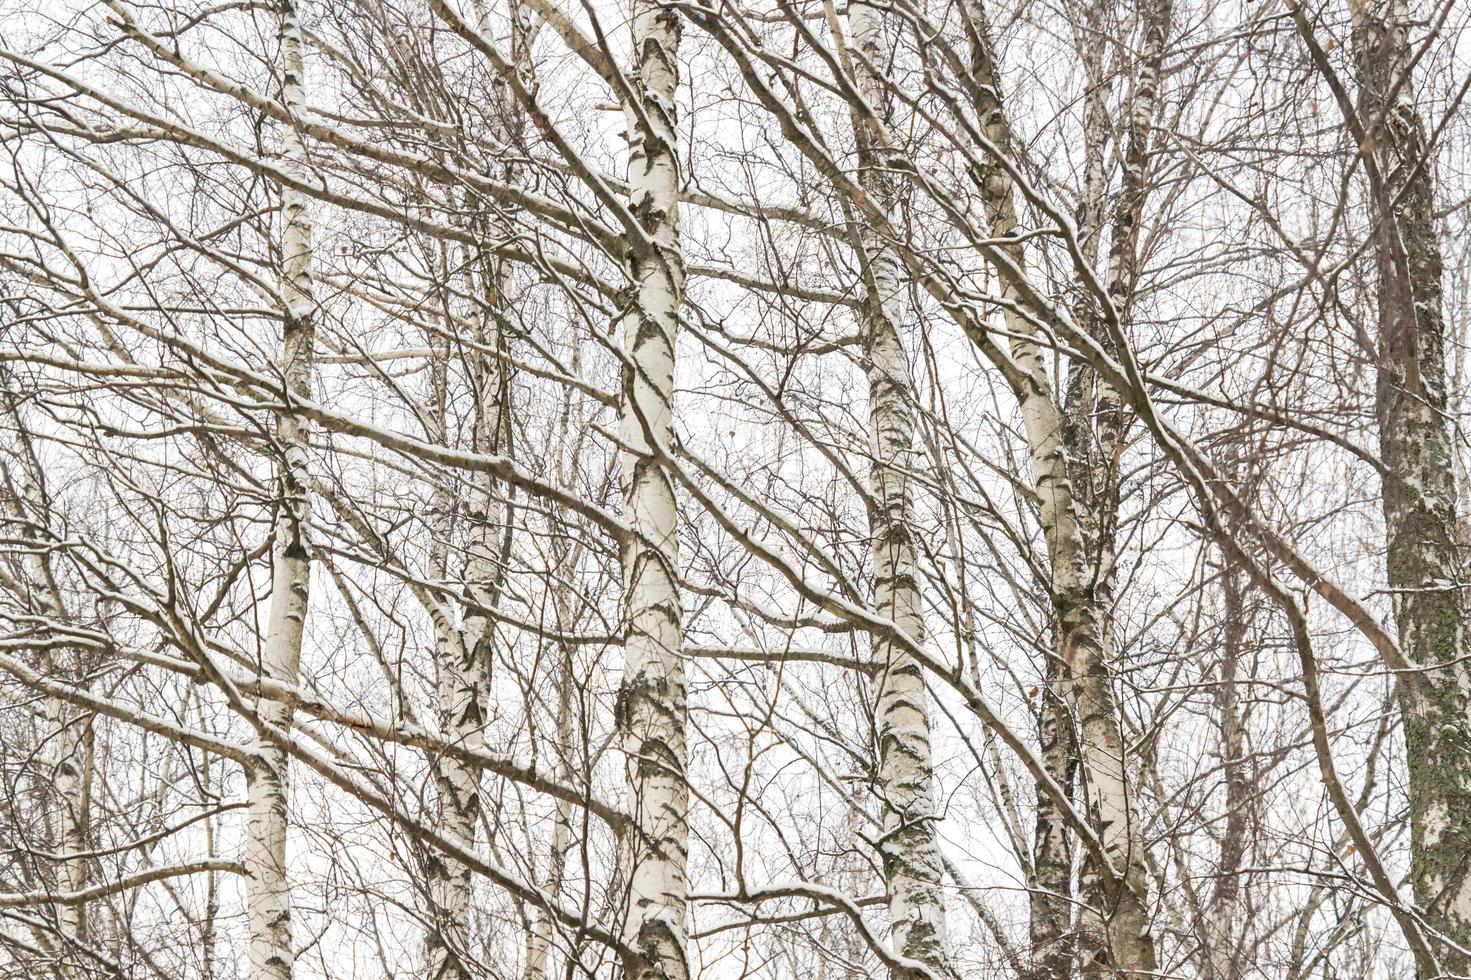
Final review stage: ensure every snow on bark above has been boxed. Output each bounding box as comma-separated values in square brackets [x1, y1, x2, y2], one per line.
[245, 5, 315, 978]
[1352, 0, 1471, 971]
[846, 2, 953, 973]
[616, 0, 689, 976]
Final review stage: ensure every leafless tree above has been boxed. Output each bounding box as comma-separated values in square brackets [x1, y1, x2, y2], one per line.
[1, 0, 1469, 977]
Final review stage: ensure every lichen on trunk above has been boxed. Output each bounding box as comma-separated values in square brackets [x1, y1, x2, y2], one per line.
[1352, 0, 1471, 971]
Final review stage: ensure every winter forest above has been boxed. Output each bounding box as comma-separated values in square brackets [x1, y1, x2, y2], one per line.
[1, 0, 1469, 975]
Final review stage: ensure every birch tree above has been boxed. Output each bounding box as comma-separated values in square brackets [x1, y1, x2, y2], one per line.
[615, 0, 689, 975]
[243, 3, 317, 977]
[959, 0, 1167, 971]
[0, 394, 91, 970]
[0, 0, 1469, 978]
[845, 1, 953, 972]
[1349, 0, 1471, 970]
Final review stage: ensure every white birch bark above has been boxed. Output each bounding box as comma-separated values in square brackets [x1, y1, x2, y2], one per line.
[1069, 1, 1169, 974]
[244, 5, 315, 977]
[1027, 17, 1108, 973]
[1027, 661, 1075, 980]
[845, 4, 952, 973]
[1204, 550, 1248, 980]
[422, 270, 468, 968]
[523, 635, 576, 980]
[0, 423, 91, 957]
[526, 374, 585, 980]
[425, 6, 531, 968]
[423, 230, 510, 980]
[960, 0, 1162, 973]
[616, 0, 688, 974]
[40, 659, 89, 950]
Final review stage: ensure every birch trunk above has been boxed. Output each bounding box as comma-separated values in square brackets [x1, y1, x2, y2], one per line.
[1352, 0, 1471, 971]
[31, 543, 87, 950]
[423, 229, 512, 980]
[527, 282, 585, 980]
[1067, 0, 1169, 973]
[960, 0, 1163, 973]
[244, 5, 314, 977]
[424, 550, 489, 980]
[2, 426, 91, 957]
[524, 636, 576, 980]
[1028, 661, 1075, 980]
[1027, 13, 1110, 972]
[1204, 551, 1248, 980]
[616, 0, 688, 976]
[426, 3, 528, 970]
[423, 264, 463, 978]
[41, 683, 90, 949]
[845, 2, 952, 973]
